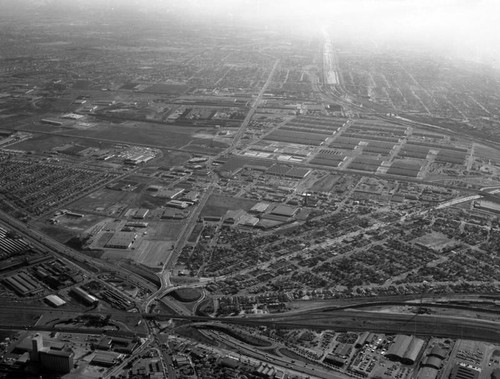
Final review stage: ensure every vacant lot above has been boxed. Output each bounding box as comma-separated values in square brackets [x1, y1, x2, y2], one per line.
[413, 232, 455, 251]
[148, 220, 184, 240]
[8, 134, 107, 153]
[200, 195, 257, 218]
[310, 174, 340, 192]
[70, 188, 136, 215]
[62, 121, 199, 149]
[134, 240, 174, 268]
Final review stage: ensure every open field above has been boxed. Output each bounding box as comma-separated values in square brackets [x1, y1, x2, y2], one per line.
[147, 220, 184, 240]
[200, 194, 257, 218]
[154, 150, 192, 168]
[133, 240, 174, 267]
[39, 224, 79, 243]
[474, 143, 500, 163]
[70, 188, 137, 215]
[8, 133, 111, 152]
[58, 121, 202, 149]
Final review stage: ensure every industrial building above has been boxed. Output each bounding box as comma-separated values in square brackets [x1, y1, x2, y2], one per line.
[94, 336, 138, 354]
[125, 222, 148, 228]
[422, 355, 442, 369]
[386, 335, 425, 364]
[30, 334, 74, 374]
[356, 332, 373, 348]
[429, 346, 447, 359]
[105, 232, 137, 249]
[323, 353, 345, 367]
[0, 227, 29, 255]
[450, 364, 480, 379]
[474, 200, 500, 214]
[180, 191, 200, 203]
[124, 153, 155, 165]
[420, 345, 447, 371]
[270, 205, 299, 218]
[166, 200, 190, 209]
[44, 294, 66, 307]
[3, 272, 42, 296]
[70, 286, 99, 305]
[250, 202, 270, 214]
[133, 208, 149, 219]
[40, 119, 62, 126]
[91, 351, 122, 367]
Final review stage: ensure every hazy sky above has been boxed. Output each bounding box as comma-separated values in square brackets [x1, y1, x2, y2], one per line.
[168, 0, 500, 65]
[1, 0, 499, 66]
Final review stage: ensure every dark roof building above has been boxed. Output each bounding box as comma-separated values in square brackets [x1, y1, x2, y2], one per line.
[450, 364, 480, 379]
[422, 356, 442, 370]
[270, 205, 299, 218]
[429, 346, 447, 359]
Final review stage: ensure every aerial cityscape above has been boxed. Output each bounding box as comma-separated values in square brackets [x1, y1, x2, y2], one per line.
[1, 0, 500, 378]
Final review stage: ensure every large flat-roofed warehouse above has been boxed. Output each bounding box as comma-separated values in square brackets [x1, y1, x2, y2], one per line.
[45, 294, 66, 307]
[270, 205, 299, 218]
[250, 202, 270, 214]
[105, 232, 137, 249]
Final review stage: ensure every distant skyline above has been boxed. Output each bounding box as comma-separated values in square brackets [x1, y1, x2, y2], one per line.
[0, 0, 498, 67]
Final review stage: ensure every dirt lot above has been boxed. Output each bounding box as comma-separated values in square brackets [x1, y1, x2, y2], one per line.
[309, 173, 341, 192]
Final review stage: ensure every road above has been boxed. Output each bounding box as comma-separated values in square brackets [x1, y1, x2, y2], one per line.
[228, 309, 500, 344]
[227, 59, 280, 152]
[202, 328, 332, 379]
[435, 194, 482, 209]
[4, 297, 500, 344]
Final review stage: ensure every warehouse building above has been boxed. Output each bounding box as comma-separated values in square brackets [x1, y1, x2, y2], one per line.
[386, 335, 425, 365]
[44, 295, 66, 307]
[105, 232, 137, 249]
[450, 364, 480, 379]
[429, 346, 447, 360]
[250, 202, 270, 214]
[403, 337, 425, 364]
[70, 286, 99, 305]
[91, 351, 122, 367]
[133, 208, 149, 219]
[270, 205, 299, 218]
[422, 356, 443, 370]
[474, 200, 500, 214]
[166, 200, 190, 209]
[3, 272, 42, 296]
[30, 334, 74, 374]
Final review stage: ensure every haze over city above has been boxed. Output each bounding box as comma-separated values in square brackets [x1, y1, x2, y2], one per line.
[1, 0, 500, 378]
